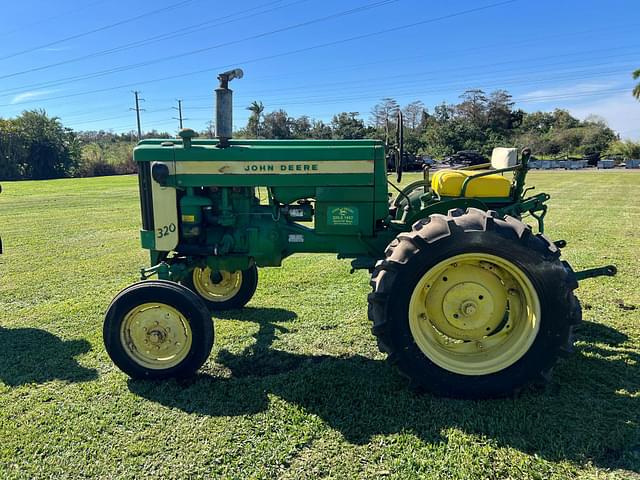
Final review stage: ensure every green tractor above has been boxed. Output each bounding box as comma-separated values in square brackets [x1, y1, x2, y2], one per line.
[104, 69, 616, 398]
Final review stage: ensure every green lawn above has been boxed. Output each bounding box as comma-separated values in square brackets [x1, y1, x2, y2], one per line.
[0, 171, 638, 479]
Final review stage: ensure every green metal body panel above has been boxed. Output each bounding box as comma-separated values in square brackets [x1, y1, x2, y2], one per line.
[135, 138, 397, 273]
[133, 137, 547, 277]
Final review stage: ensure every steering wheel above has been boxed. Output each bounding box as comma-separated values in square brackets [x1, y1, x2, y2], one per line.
[395, 110, 404, 183]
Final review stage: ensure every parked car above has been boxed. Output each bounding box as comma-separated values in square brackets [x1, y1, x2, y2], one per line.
[386, 152, 431, 172]
[444, 150, 487, 167]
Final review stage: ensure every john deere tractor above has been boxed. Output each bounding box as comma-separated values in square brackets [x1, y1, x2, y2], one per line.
[104, 69, 616, 398]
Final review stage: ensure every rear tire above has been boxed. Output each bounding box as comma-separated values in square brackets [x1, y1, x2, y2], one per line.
[368, 208, 581, 398]
[104, 280, 213, 379]
[181, 264, 258, 311]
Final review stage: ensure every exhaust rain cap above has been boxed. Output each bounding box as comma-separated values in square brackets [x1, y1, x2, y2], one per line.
[215, 68, 244, 148]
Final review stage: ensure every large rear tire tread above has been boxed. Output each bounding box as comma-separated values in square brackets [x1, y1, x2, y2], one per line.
[368, 208, 581, 399]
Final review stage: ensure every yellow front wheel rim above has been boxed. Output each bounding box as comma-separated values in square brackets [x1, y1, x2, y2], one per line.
[408, 253, 541, 376]
[120, 303, 192, 369]
[192, 268, 242, 302]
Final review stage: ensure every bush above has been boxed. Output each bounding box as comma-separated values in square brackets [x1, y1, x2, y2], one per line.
[609, 140, 640, 159]
[76, 144, 137, 177]
[0, 111, 81, 180]
[115, 152, 137, 175]
[76, 159, 118, 178]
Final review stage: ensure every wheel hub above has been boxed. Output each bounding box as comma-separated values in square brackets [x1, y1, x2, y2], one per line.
[427, 265, 507, 341]
[461, 301, 476, 316]
[192, 267, 242, 302]
[408, 253, 541, 376]
[120, 303, 192, 369]
[147, 328, 167, 345]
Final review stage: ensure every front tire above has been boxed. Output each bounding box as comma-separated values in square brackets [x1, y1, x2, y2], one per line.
[368, 208, 581, 398]
[104, 280, 214, 379]
[181, 264, 258, 311]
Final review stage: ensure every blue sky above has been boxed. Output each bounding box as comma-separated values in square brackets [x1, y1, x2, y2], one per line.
[1, 0, 638, 139]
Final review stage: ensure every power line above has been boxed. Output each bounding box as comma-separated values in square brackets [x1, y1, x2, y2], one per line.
[23, 56, 636, 129]
[0, 0, 397, 93]
[65, 85, 633, 133]
[65, 113, 137, 127]
[0, 0, 303, 81]
[0, 0, 109, 38]
[226, 56, 638, 102]
[243, 71, 631, 109]
[0, 0, 197, 61]
[515, 87, 630, 103]
[0, 0, 520, 108]
[63, 108, 174, 126]
[224, 87, 632, 125]
[169, 48, 637, 102]
[92, 87, 631, 133]
[177, 64, 631, 112]
[239, 22, 640, 84]
[7, 17, 628, 97]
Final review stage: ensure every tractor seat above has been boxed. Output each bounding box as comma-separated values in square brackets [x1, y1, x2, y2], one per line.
[431, 170, 512, 198]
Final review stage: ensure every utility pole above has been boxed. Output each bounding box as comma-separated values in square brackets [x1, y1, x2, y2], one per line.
[130, 91, 145, 140]
[172, 99, 186, 130]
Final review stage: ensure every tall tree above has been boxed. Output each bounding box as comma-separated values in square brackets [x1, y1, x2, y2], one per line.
[486, 90, 515, 132]
[204, 120, 215, 139]
[457, 89, 488, 128]
[370, 98, 399, 141]
[633, 68, 640, 99]
[262, 110, 292, 139]
[310, 120, 332, 139]
[246, 100, 264, 138]
[9, 110, 80, 180]
[402, 101, 425, 130]
[331, 112, 366, 139]
[552, 109, 580, 130]
[0, 118, 23, 180]
[291, 115, 312, 138]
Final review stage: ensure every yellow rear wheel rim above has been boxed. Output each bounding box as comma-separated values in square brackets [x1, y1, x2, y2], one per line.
[192, 267, 242, 302]
[408, 253, 541, 376]
[120, 302, 192, 369]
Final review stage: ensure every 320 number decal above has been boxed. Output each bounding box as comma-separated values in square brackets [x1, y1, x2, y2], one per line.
[156, 223, 177, 238]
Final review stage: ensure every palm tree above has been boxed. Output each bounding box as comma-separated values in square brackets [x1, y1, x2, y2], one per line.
[246, 101, 264, 138]
[633, 68, 640, 100]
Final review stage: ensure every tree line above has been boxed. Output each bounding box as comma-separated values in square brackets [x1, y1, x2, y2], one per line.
[237, 89, 622, 160]
[0, 112, 169, 180]
[1, 88, 638, 181]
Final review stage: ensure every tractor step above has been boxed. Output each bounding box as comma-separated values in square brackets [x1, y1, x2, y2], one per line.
[349, 256, 378, 273]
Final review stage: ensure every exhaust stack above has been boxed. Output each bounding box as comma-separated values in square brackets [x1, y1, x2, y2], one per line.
[215, 68, 243, 148]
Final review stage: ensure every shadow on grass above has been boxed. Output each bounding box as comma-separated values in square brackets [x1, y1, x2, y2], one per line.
[0, 326, 98, 386]
[128, 310, 639, 472]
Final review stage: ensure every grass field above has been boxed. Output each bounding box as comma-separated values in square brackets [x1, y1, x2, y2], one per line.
[0, 171, 638, 479]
